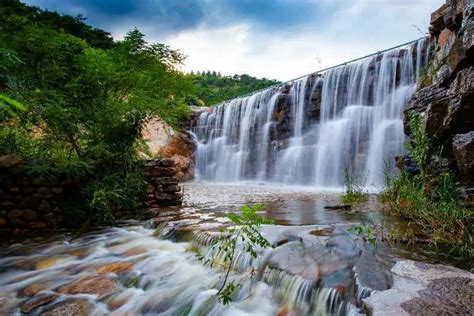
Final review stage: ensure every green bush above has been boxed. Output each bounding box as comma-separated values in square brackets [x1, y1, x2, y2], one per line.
[83, 170, 146, 223]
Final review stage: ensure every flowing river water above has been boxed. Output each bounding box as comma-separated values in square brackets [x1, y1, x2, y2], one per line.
[0, 182, 468, 315]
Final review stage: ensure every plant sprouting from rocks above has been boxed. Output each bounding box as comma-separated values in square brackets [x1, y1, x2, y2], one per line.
[342, 166, 367, 204]
[406, 112, 430, 177]
[198, 204, 273, 305]
[349, 224, 377, 246]
[218, 281, 240, 305]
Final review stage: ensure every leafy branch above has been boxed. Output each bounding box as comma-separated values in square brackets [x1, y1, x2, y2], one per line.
[198, 204, 273, 305]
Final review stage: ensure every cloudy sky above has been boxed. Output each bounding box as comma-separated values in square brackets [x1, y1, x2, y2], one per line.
[24, 0, 442, 80]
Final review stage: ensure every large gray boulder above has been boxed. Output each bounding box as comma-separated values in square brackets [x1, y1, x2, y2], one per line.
[363, 260, 474, 316]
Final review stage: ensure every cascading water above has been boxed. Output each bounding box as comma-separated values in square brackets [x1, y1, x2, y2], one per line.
[193, 39, 430, 190]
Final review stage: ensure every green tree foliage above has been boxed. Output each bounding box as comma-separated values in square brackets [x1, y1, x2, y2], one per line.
[0, 0, 279, 225]
[188, 72, 280, 106]
[0, 1, 192, 224]
[1, 0, 114, 49]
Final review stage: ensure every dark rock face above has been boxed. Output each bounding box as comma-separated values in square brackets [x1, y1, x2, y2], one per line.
[405, 0, 474, 188]
[395, 155, 420, 175]
[453, 131, 474, 183]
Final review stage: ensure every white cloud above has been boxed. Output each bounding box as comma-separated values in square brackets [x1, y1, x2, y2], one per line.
[25, 0, 444, 81]
[161, 0, 442, 80]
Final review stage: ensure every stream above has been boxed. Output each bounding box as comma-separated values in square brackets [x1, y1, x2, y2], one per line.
[0, 182, 471, 315]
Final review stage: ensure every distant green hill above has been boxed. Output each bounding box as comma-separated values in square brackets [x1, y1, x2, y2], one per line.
[188, 71, 280, 107]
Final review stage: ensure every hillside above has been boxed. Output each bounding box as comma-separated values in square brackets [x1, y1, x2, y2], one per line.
[189, 71, 280, 106]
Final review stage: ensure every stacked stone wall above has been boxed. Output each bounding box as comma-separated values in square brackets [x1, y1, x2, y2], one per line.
[0, 158, 183, 238]
[142, 159, 183, 207]
[0, 166, 78, 238]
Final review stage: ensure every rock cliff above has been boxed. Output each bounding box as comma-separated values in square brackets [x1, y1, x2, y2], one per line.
[405, 0, 474, 185]
[142, 117, 196, 182]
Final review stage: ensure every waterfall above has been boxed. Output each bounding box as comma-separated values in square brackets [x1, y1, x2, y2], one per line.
[193, 39, 430, 190]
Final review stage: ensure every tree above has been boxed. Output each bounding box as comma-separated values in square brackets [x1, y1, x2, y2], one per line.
[0, 3, 192, 225]
[189, 72, 279, 106]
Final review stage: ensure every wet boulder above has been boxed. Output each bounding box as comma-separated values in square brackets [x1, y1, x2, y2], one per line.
[96, 261, 134, 274]
[354, 250, 393, 292]
[363, 260, 474, 316]
[21, 292, 59, 313]
[325, 233, 360, 262]
[22, 282, 52, 296]
[59, 275, 118, 299]
[41, 298, 90, 316]
[264, 234, 359, 292]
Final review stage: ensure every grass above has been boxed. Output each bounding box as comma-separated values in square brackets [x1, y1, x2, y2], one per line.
[341, 192, 367, 205]
[382, 113, 473, 258]
[341, 167, 367, 205]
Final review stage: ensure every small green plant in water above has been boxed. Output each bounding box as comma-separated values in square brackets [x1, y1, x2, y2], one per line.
[341, 167, 367, 204]
[349, 224, 377, 246]
[197, 204, 273, 305]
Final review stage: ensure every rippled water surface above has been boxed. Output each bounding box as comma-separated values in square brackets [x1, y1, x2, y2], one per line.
[182, 182, 381, 226]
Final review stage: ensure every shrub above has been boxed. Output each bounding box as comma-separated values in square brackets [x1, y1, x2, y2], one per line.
[0, 2, 194, 226]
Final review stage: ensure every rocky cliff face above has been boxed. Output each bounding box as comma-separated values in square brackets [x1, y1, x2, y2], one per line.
[405, 0, 474, 185]
[142, 118, 196, 182]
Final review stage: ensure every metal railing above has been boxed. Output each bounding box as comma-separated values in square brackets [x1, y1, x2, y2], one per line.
[214, 36, 429, 105]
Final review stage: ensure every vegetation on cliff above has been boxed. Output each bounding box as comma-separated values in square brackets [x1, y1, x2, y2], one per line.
[382, 113, 473, 258]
